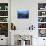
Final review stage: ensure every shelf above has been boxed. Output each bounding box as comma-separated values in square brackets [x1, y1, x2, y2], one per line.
[0, 3, 8, 37]
[38, 28, 46, 29]
[38, 22, 46, 23]
[0, 22, 8, 23]
[0, 10, 8, 11]
[38, 10, 46, 11]
[38, 3, 46, 37]
[0, 16, 8, 17]
[38, 15, 46, 17]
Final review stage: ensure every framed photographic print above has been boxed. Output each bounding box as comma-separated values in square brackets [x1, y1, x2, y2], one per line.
[17, 9, 29, 19]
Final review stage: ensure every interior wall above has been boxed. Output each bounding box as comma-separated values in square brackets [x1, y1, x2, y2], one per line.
[11, 0, 38, 30]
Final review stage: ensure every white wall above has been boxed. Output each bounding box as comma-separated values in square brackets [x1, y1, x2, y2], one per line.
[11, 0, 38, 30]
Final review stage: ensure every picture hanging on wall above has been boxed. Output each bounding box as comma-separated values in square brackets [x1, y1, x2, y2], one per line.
[17, 9, 29, 19]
